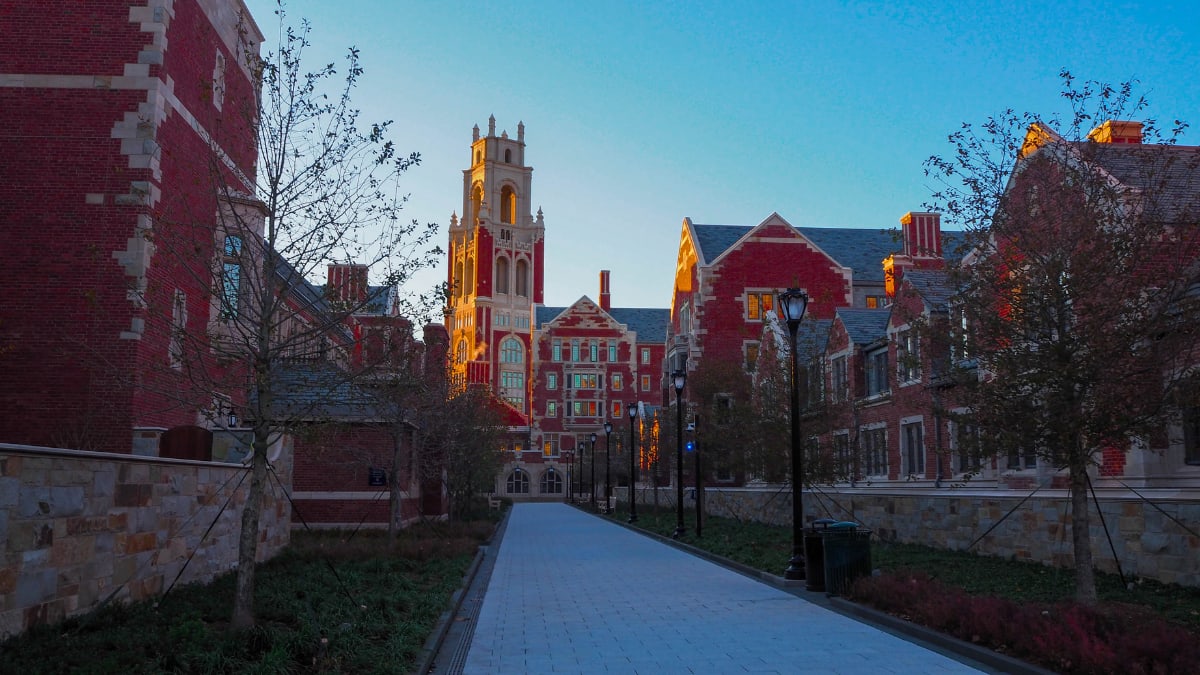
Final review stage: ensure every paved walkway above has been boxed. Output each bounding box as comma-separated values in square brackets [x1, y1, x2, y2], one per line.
[461, 503, 988, 674]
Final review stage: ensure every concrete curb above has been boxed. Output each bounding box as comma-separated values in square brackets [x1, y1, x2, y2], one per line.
[414, 507, 511, 675]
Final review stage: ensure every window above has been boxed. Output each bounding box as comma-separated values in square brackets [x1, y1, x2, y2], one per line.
[500, 337, 523, 363]
[515, 259, 529, 297]
[612, 374, 623, 391]
[571, 340, 580, 362]
[745, 342, 759, 372]
[547, 401, 557, 417]
[500, 186, 516, 224]
[951, 305, 972, 362]
[641, 348, 651, 364]
[897, 329, 920, 383]
[901, 421, 925, 476]
[547, 373, 557, 390]
[641, 375, 651, 392]
[571, 373, 599, 389]
[833, 433, 851, 479]
[543, 434, 559, 457]
[495, 256, 510, 294]
[865, 348, 889, 397]
[745, 291, 774, 321]
[553, 341, 562, 362]
[832, 356, 849, 402]
[572, 400, 599, 417]
[220, 235, 242, 319]
[169, 289, 187, 369]
[865, 295, 887, 309]
[504, 148, 512, 163]
[954, 421, 982, 473]
[456, 339, 467, 363]
[500, 371, 524, 408]
[540, 468, 563, 493]
[612, 401, 622, 418]
[590, 342, 598, 362]
[806, 361, 825, 406]
[862, 427, 888, 477]
[211, 51, 225, 110]
[1008, 445, 1037, 470]
[609, 344, 617, 362]
[506, 469, 529, 494]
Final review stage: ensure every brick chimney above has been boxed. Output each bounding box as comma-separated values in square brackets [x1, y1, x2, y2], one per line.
[883, 212, 943, 298]
[1087, 120, 1143, 144]
[327, 264, 369, 303]
[599, 270, 611, 312]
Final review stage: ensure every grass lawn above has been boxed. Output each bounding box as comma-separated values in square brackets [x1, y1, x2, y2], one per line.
[606, 502, 1200, 632]
[0, 518, 497, 674]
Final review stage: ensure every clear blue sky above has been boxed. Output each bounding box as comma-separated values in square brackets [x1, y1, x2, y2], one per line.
[243, 0, 1200, 316]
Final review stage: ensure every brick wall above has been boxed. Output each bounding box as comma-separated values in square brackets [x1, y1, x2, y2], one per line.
[0, 442, 291, 638]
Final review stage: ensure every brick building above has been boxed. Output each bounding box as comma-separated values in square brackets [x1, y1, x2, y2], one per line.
[0, 0, 264, 452]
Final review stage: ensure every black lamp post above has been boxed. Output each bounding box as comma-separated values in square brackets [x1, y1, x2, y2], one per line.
[628, 404, 639, 523]
[604, 421, 613, 513]
[590, 432, 597, 508]
[779, 288, 810, 580]
[672, 368, 687, 539]
[575, 443, 582, 504]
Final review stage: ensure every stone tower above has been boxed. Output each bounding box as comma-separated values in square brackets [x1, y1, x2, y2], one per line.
[446, 117, 545, 415]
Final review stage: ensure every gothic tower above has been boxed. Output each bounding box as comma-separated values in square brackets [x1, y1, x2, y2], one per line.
[446, 116, 545, 416]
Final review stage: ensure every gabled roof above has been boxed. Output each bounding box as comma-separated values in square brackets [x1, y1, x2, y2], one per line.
[536, 304, 670, 344]
[836, 308, 890, 346]
[690, 221, 955, 283]
[1083, 144, 1200, 222]
[902, 269, 955, 310]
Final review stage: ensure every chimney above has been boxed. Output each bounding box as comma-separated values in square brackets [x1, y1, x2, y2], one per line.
[884, 212, 943, 298]
[599, 270, 611, 312]
[1087, 120, 1143, 145]
[327, 264, 369, 303]
[901, 212, 941, 260]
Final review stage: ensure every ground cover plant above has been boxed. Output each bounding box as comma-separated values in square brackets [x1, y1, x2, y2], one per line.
[610, 504, 1200, 674]
[0, 519, 496, 674]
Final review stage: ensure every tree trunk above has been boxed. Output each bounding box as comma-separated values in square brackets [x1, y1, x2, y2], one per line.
[231, 431, 269, 629]
[1069, 449, 1098, 605]
[388, 431, 402, 543]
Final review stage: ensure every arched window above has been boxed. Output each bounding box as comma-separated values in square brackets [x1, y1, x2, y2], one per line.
[506, 468, 529, 494]
[504, 148, 512, 163]
[540, 468, 563, 494]
[471, 184, 483, 224]
[495, 256, 509, 294]
[456, 339, 467, 363]
[500, 186, 517, 224]
[464, 255, 475, 295]
[453, 260, 464, 298]
[501, 337, 523, 364]
[515, 259, 529, 297]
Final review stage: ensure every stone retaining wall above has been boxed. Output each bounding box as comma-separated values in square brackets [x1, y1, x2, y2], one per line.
[0, 443, 292, 638]
[624, 484, 1200, 587]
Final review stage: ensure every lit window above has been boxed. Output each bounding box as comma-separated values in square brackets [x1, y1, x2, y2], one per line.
[543, 434, 559, 457]
[501, 186, 517, 224]
[746, 291, 774, 321]
[613, 401, 622, 417]
[547, 401, 557, 417]
[612, 374, 622, 391]
[641, 375, 651, 391]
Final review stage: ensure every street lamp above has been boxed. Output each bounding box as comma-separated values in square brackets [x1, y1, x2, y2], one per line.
[628, 404, 639, 523]
[672, 367, 687, 539]
[590, 432, 597, 508]
[604, 421, 613, 514]
[778, 288, 809, 580]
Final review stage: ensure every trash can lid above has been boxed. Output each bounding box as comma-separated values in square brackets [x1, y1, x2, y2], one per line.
[812, 518, 836, 527]
[828, 521, 859, 530]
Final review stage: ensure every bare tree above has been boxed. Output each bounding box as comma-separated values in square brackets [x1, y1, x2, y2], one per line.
[926, 71, 1200, 603]
[139, 8, 441, 628]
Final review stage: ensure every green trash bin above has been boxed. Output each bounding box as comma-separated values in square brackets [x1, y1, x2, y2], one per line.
[821, 521, 872, 596]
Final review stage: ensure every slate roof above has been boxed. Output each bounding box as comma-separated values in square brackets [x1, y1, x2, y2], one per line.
[836, 308, 890, 346]
[902, 269, 955, 310]
[259, 363, 394, 422]
[535, 305, 670, 344]
[1083, 144, 1200, 222]
[690, 222, 963, 283]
